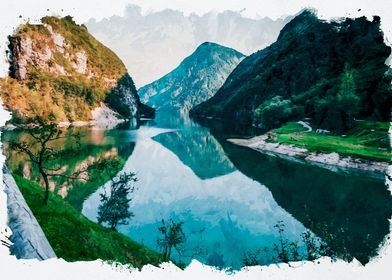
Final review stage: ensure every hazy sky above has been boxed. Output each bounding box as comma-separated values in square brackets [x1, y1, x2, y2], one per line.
[0, 0, 391, 77]
[1, 0, 392, 22]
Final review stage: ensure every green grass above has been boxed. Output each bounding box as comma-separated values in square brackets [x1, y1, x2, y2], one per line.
[65, 156, 126, 212]
[14, 175, 164, 268]
[273, 122, 308, 134]
[272, 121, 391, 162]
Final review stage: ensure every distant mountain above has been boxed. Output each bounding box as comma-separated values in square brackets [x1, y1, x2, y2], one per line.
[191, 10, 392, 133]
[0, 16, 154, 124]
[138, 42, 244, 114]
[86, 5, 291, 86]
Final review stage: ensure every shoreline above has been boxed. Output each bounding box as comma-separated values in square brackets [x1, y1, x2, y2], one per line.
[227, 134, 389, 177]
[0, 119, 126, 131]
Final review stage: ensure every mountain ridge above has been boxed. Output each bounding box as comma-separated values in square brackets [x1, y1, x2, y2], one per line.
[139, 41, 245, 114]
[191, 10, 392, 134]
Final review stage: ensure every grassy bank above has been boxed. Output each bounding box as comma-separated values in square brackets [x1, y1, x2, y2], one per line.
[14, 175, 163, 268]
[271, 121, 391, 162]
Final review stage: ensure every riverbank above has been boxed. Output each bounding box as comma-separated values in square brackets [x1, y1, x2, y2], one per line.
[0, 103, 130, 131]
[228, 121, 390, 175]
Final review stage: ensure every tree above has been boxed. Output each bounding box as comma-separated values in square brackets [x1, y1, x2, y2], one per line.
[97, 172, 136, 231]
[10, 117, 83, 205]
[336, 67, 359, 131]
[253, 96, 293, 130]
[156, 219, 186, 261]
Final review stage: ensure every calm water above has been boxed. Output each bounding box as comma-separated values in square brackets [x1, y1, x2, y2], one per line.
[3, 114, 391, 268]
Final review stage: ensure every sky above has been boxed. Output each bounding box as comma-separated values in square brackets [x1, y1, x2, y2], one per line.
[1, 0, 391, 22]
[1, 0, 392, 77]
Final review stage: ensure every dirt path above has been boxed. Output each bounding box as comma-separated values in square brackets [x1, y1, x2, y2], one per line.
[297, 121, 312, 132]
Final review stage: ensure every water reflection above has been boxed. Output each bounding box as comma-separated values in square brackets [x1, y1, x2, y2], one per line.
[3, 113, 389, 268]
[2, 126, 137, 210]
[81, 114, 391, 267]
[153, 129, 235, 179]
[82, 126, 307, 268]
[216, 139, 392, 264]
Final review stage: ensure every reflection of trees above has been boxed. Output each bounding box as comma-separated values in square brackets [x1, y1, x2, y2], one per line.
[156, 219, 186, 261]
[97, 172, 136, 231]
[242, 221, 344, 267]
[152, 128, 235, 179]
[2, 126, 136, 210]
[218, 140, 392, 264]
[9, 119, 84, 205]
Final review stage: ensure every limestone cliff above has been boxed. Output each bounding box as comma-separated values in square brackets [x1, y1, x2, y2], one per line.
[1, 16, 154, 124]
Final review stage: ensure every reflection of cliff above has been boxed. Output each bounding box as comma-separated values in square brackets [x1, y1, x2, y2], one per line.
[152, 128, 235, 179]
[2, 127, 136, 211]
[219, 140, 392, 264]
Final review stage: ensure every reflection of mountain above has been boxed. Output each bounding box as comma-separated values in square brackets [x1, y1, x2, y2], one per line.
[82, 128, 307, 268]
[2, 127, 136, 211]
[152, 128, 235, 179]
[218, 140, 392, 264]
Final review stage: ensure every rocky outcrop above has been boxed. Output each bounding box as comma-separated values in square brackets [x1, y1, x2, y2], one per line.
[2, 16, 154, 124]
[2, 165, 56, 260]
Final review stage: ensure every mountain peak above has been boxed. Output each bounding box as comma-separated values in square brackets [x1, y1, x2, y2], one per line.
[277, 9, 319, 40]
[191, 12, 391, 134]
[139, 43, 245, 114]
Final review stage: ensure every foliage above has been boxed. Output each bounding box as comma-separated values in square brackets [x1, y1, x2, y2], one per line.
[241, 221, 343, 267]
[9, 117, 82, 204]
[97, 172, 137, 230]
[65, 156, 125, 211]
[253, 96, 293, 130]
[105, 74, 138, 118]
[2, 16, 144, 123]
[13, 175, 163, 267]
[192, 11, 392, 133]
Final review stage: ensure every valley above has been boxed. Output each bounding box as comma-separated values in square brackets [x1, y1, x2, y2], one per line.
[0, 8, 391, 271]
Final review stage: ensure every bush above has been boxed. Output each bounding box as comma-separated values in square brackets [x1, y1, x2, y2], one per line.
[253, 96, 293, 130]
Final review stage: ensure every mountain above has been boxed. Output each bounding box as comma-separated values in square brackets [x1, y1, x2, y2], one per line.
[191, 11, 392, 133]
[0, 16, 154, 124]
[138, 42, 244, 114]
[86, 5, 292, 87]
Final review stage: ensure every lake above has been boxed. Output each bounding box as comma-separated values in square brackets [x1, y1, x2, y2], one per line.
[2, 114, 391, 269]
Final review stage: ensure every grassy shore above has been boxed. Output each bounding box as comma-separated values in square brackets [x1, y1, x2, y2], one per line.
[271, 121, 390, 162]
[14, 175, 163, 268]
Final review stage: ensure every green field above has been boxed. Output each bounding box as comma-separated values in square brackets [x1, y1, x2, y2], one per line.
[14, 175, 163, 268]
[271, 121, 391, 162]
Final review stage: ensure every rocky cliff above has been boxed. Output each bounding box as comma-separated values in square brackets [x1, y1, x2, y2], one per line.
[139, 42, 244, 114]
[2, 165, 56, 260]
[0, 16, 153, 124]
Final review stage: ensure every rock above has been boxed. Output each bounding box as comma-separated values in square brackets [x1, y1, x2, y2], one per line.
[2, 165, 56, 260]
[90, 103, 125, 129]
[72, 51, 88, 74]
